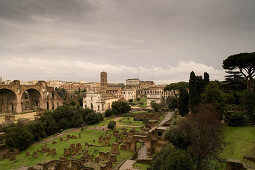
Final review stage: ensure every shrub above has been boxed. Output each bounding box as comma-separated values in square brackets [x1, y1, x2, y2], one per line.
[164, 104, 223, 169]
[129, 99, 133, 103]
[105, 109, 117, 117]
[108, 121, 116, 130]
[151, 102, 161, 112]
[112, 101, 131, 115]
[105, 109, 113, 117]
[5, 124, 33, 151]
[152, 146, 195, 170]
[227, 112, 245, 126]
[86, 112, 104, 125]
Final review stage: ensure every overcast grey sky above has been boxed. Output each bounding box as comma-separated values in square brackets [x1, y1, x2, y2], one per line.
[0, 0, 254, 84]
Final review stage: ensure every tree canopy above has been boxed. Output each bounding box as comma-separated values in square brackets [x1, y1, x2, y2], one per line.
[223, 52, 255, 91]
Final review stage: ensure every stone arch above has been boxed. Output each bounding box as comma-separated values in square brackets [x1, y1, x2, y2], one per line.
[0, 88, 17, 113]
[21, 88, 42, 112]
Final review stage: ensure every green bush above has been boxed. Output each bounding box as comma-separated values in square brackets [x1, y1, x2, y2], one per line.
[108, 121, 116, 130]
[4, 105, 104, 151]
[152, 146, 195, 170]
[5, 124, 33, 151]
[112, 101, 131, 115]
[227, 112, 245, 126]
[104, 109, 117, 117]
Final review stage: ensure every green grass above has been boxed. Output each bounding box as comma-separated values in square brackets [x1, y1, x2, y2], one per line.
[0, 123, 134, 169]
[132, 111, 149, 114]
[221, 126, 255, 168]
[131, 97, 147, 107]
[117, 117, 144, 126]
[134, 163, 150, 170]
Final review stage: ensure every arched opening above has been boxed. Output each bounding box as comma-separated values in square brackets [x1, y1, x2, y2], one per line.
[0, 89, 17, 113]
[91, 103, 93, 110]
[52, 102, 54, 110]
[47, 102, 49, 110]
[21, 89, 41, 112]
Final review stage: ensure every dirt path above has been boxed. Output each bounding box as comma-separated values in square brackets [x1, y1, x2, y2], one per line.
[119, 160, 137, 170]
[0, 112, 36, 124]
[39, 128, 81, 144]
[158, 112, 174, 126]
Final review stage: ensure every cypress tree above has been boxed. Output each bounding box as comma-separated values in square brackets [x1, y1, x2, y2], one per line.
[189, 71, 200, 110]
[179, 87, 189, 116]
[204, 72, 210, 87]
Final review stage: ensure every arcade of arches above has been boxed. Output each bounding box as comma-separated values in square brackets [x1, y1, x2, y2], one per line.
[0, 80, 63, 114]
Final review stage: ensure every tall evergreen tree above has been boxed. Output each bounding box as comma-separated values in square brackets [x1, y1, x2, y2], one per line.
[204, 72, 210, 87]
[189, 71, 200, 110]
[179, 88, 189, 116]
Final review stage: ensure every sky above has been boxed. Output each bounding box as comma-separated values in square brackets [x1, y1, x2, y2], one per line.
[0, 0, 254, 84]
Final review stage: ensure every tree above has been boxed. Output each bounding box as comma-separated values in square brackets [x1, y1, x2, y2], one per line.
[189, 71, 209, 110]
[5, 124, 33, 151]
[28, 120, 46, 141]
[105, 109, 117, 117]
[55, 88, 68, 100]
[164, 82, 189, 107]
[151, 102, 161, 112]
[189, 72, 201, 110]
[165, 104, 223, 170]
[201, 82, 227, 113]
[107, 121, 116, 130]
[241, 91, 255, 122]
[223, 52, 255, 92]
[204, 72, 210, 87]
[152, 146, 195, 170]
[112, 101, 131, 115]
[178, 88, 189, 117]
[39, 112, 58, 136]
[223, 71, 247, 92]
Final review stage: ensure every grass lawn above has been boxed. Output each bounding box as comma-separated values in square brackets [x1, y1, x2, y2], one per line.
[0, 124, 133, 169]
[221, 126, 255, 168]
[134, 163, 150, 170]
[132, 111, 149, 114]
[131, 97, 147, 107]
[117, 117, 144, 126]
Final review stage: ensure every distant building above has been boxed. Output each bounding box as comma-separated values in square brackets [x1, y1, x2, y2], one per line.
[83, 72, 119, 113]
[0, 76, 2, 84]
[126, 78, 140, 87]
[122, 88, 136, 101]
[137, 85, 174, 100]
[100, 72, 107, 93]
[83, 91, 118, 112]
[47, 80, 66, 88]
[147, 94, 162, 108]
[60, 83, 88, 94]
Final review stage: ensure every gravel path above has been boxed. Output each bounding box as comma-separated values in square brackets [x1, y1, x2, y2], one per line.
[158, 112, 174, 126]
[119, 160, 137, 170]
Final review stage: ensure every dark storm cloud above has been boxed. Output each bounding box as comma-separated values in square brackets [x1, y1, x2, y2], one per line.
[0, 0, 255, 82]
[0, 0, 94, 21]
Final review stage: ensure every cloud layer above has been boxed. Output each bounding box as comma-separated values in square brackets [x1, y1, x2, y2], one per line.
[0, 0, 254, 83]
[0, 57, 224, 84]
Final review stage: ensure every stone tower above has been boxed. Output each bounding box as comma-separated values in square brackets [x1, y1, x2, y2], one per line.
[100, 72, 107, 93]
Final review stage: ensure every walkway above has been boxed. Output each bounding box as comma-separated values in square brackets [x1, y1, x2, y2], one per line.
[119, 160, 138, 170]
[158, 112, 174, 127]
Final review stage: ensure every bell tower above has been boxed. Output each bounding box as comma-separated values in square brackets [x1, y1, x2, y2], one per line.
[100, 72, 107, 93]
